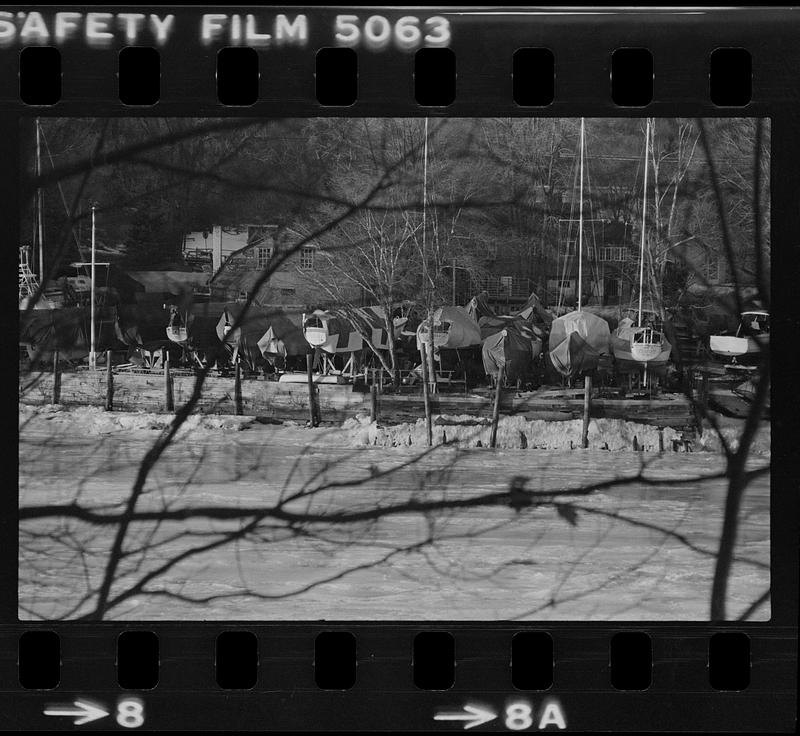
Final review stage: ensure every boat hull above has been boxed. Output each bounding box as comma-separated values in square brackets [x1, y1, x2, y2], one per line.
[611, 329, 672, 375]
[709, 334, 766, 358]
[166, 326, 188, 343]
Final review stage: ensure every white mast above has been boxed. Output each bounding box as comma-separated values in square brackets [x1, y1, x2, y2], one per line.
[637, 118, 651, 327]
[35, 119, 44, 282]
[89, 203, 97, 370]
[422, 117, 428, 274]
[577, 118, 585, 311]
[421, 117, 436, 390]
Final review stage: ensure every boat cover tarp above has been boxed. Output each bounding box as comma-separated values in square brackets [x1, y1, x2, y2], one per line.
[304, 306, 394, 353]
[217, 303, 310, 369]
[416, 306, 482, 351]
[21, 306, 119, 361]
[548, 309, 610, 378]
[481, 319, 541, 382]
[514, 292, 554, 326]
[115, 303, 172, 350]
[464, 292, 495, 323]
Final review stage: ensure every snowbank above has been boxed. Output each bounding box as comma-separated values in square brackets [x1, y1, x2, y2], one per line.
[19, 404, 256, 437]
[697, 417, 771, 456]
[19, 404, 769, 456]
[342, 413, 682, 452]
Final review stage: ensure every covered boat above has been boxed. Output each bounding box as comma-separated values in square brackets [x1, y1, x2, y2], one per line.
[21, 305, 119, 363]
[218, 303, 310, 371]
[415, 305, 482, 351]
[547, 309, 611, 379]
[302, 306, 398, 354]
[481, 318, 542, 384]
[20, 306, 89, 363]
[115, 302, 173, 352]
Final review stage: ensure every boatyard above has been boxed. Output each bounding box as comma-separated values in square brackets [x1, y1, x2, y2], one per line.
[19, 116, 770, 622]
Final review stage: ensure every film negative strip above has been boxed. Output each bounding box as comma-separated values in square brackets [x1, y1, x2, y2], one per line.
[4, 4, 797, 732]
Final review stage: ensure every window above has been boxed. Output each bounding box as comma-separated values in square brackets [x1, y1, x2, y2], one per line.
[500, 276, 513, 289]
[299, 247, 315, 270]
[280, 288, 296, 297]
[257, 246, 272, 270]
[599, 246, 629, 262]
[605, 278, 621, 298]
[706, 256, 721, 282]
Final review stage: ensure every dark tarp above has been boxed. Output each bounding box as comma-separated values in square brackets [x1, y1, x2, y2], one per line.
[481, 320, 541, 383]
[115, 303, 172, 350]
[217, 303, 310, 371]
[20, 306, 119, 363]
[547, 310, 610, 379]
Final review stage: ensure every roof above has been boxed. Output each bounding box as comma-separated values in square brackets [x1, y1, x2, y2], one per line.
[127, 271, 211, 294]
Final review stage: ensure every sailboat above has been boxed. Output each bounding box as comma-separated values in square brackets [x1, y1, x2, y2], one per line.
[610, 118, 672, 384]
[547, 119, 611, 380]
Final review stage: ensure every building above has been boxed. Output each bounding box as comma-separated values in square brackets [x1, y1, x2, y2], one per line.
[186, 224, 360, 310]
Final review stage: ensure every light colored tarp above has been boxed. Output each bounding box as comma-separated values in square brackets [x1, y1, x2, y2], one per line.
[548, 309, 610, 379]
[416, 306, 482, 351]
[303, 306, 397, 354]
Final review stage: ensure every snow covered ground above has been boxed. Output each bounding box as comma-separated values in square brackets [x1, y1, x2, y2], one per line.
[19, 405, 770, 621]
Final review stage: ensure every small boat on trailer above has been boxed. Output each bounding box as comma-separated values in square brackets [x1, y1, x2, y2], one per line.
[709, 310, 769, 363]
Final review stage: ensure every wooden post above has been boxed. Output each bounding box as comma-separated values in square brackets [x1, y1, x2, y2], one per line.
[658, 427, 664, 453]
[234, 361, 243, 415]
[420, 343, 433, 447]
[490, 364, 504, 448]
[51, 349, 60, 404]
[581, 374, 592, 449]
[306, 353, 317, 427]
[105, 350, 113, 411]
[164, 350, 174, 412]
[370, 369, 378, 423]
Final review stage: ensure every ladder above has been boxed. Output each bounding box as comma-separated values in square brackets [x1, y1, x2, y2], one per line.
[18, 246, 40, 302]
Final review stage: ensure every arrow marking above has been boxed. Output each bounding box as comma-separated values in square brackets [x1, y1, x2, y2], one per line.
[44, 700, 109, 725]
[434, 704, 497, 730]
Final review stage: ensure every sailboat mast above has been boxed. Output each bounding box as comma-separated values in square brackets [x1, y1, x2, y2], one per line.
[422, 117, 428, 287]
[90, 203, 96, 370]
[421, 117, 436, 390]
[637, 118, 651, 327]
[35, 119, 44, 282]
[577, 118, 585, 311]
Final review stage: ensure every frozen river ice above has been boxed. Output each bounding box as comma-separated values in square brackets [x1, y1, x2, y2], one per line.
[18, 407, 770, 621]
